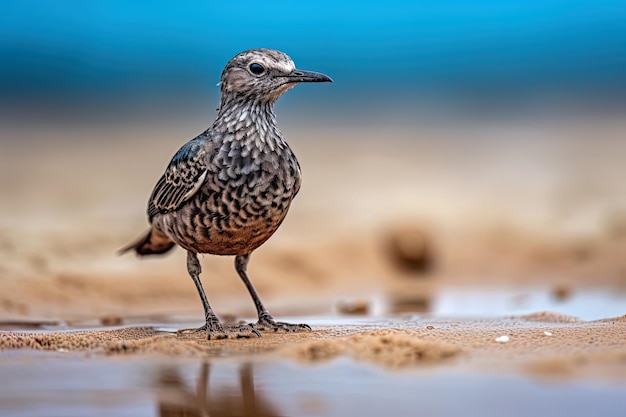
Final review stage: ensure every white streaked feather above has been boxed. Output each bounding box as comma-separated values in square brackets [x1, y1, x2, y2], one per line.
[181, 170, 208, 202]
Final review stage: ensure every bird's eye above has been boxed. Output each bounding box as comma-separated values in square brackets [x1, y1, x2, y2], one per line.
[249, 63, 265, 75]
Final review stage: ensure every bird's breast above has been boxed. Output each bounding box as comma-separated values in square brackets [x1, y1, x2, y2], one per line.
[164, 139, 300, 254]
[204, 147, 300, 222]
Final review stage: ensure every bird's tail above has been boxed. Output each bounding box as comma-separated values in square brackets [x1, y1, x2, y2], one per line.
[118, 228, 176, 256]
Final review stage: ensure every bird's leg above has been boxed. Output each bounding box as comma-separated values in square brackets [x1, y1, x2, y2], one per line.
[235, 254, 311, 333]
[178, 251, 259, 339]
[179, 251, 226, 339]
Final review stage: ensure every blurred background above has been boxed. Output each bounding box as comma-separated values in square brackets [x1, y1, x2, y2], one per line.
[1, 0, 626, 322]
[2, 0, 626, 124]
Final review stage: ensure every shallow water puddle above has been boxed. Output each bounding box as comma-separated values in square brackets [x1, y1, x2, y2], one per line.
[1, 287, 624, 416]
[430, 288, 626, 320]
[0, 356, 624, 417]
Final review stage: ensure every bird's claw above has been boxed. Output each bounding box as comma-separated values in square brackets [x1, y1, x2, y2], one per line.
[252, 317, 312, 333]
[177, 322, 261, 340]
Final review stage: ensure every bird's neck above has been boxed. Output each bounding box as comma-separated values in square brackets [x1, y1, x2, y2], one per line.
[213, 97, 283, 146]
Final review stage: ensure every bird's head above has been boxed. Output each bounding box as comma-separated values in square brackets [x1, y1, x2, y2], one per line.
[219, 48, 332, 104]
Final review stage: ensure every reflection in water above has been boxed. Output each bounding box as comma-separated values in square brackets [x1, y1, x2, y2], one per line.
[157, 362, 281, 417]
[388, 280, 434, 314]
[389, 294, 432, 314]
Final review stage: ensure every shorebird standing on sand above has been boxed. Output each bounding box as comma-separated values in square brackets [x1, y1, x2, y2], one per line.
[120, 49, 332, 339]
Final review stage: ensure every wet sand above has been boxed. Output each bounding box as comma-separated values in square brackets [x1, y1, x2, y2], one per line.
[2, 313, 625, 378]
[1, 313, 626, 416]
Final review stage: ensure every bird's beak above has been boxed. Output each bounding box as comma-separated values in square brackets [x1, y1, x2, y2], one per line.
[285, 69, 333, 83]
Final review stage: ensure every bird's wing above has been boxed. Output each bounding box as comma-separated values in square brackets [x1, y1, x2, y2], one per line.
[147, 137, 210, 219]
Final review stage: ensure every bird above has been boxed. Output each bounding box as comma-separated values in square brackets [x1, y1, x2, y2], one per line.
[120, 48, 332, 340]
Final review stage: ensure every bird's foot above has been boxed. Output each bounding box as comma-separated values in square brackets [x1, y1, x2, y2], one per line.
[252, 315, 312, 333]
[177, 321, 260, 340]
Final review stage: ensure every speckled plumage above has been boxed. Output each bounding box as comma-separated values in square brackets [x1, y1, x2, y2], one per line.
[121, 48, 331, 339]
[150, 101, 301, 256]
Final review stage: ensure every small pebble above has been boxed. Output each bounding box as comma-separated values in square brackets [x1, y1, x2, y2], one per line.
[426, 325, 435, 330]
[100, 315, 123, 326]
[495, 335, 510, 343]
[385, 225, 434, 274]
[337, 299, 370, 316]
[543, 331, 553, 336]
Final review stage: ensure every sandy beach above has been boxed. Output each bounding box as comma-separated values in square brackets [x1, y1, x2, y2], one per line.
[1, 119, 626, 415]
